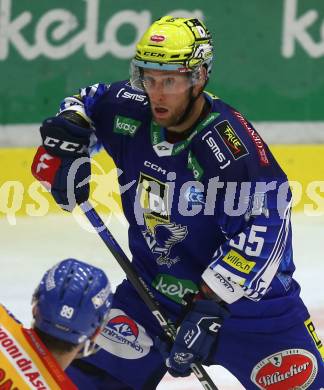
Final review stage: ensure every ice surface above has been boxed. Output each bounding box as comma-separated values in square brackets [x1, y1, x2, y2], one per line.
[1, 212, 323, 389]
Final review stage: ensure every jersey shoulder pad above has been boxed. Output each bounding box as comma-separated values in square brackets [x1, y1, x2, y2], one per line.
[192, 99, 282, 181]
[205, 99, 273, 169]
[191, 103, 248, 178]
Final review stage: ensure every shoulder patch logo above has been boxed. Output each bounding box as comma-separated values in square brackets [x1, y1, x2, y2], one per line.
[97, 309, 153, 359]
[222, 249, 256, 274]
[113, 115, 141, 137]
[251, 349, 318, 389]
[214, 120, 249, 160]
[232, 110, 269, 166]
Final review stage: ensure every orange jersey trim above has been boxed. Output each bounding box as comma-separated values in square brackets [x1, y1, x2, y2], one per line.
[0, 305, 77, 390]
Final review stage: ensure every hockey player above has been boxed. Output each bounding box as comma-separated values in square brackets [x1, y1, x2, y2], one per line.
[32, 16, 324, 389]
[0, 258, 112, 389]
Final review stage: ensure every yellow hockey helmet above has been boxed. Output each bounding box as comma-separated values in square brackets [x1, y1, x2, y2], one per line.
[130, 16, 213, 91]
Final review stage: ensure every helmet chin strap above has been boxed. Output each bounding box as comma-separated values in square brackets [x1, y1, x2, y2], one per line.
[173, 85, 197, 127]
[76, 339, 101, 358]
[173, 83, 204, 128]
[172, 67, 207, 128]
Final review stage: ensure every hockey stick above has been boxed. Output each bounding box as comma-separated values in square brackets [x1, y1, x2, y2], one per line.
[80, 200, 218, 390]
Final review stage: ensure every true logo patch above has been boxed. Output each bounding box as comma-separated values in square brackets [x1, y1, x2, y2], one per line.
[215, 120, 248, 160]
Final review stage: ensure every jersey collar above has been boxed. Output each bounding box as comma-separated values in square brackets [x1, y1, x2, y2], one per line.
[151, 111, 219, 157]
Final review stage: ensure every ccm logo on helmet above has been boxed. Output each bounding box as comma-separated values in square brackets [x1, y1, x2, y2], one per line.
[44, 136, 87, 154]
[143, 52, 165, 58]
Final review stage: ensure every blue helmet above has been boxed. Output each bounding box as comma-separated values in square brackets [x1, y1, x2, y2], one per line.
[32, 259, 113, 345]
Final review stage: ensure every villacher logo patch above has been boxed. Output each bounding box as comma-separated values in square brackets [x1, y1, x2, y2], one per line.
[250, 348, 318, 389]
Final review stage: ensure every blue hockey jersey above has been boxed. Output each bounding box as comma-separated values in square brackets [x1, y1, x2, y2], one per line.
[59, 80, 308, 332]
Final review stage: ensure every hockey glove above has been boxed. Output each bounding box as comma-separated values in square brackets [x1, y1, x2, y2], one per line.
[40, 114, 94, 158]
[31, 113, 95, 211]
[157, 299, 229, 377]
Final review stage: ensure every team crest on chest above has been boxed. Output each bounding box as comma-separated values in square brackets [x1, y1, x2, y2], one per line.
[137, 173, 188, 268]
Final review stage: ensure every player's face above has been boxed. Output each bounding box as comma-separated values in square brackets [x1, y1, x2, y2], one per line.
[143, 69, 193, 128]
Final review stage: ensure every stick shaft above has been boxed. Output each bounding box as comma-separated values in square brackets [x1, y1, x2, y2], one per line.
[80, 201, 218, 390]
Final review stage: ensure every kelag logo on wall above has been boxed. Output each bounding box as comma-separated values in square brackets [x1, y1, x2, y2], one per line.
[0, 0, 323, 123]
[282, 0, 324, 58]
[1, 0, 323, 61]
[0, 0, 202, 60]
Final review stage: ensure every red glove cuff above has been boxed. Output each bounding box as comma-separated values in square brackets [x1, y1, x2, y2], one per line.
[31, 146, 61, 189]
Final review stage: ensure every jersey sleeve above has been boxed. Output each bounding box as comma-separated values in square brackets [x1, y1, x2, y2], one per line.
[201, 113, 294, 304]
[58, 82, 110, 154]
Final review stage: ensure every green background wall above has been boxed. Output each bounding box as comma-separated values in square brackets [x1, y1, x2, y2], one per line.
[1, 0, 323, 124]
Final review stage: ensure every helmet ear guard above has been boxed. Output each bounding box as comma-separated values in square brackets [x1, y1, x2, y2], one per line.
[75, 312, 109, 357]
[129, 61, 145, 91]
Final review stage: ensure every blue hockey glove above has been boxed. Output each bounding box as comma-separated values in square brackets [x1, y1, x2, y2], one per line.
[40, 114, 94, 158]
[32, 112, 95, 211]
[157, 299, 229, 377]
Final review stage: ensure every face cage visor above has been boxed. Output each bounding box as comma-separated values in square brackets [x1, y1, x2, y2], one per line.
[130, 60, 205, 95]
